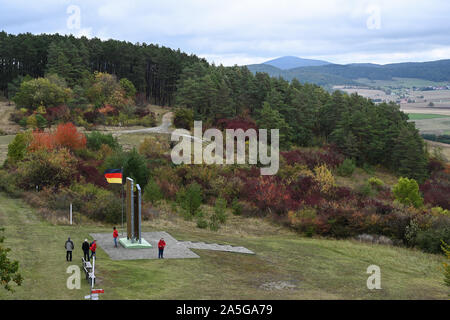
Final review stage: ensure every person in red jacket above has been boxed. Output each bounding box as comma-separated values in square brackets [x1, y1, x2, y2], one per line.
[90, 240, 97, 259]
[113, 227, 119, 248]
[158, 238, 166, 259]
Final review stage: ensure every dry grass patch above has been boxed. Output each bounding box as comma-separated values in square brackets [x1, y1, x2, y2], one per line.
[335, 167, 398, 190]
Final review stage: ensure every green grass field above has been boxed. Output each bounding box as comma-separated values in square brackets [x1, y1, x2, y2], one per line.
[0, 193, 448, 300]
[410, 117, 450, 135]
[356, 77, 448, 89]
[408, 113, 450, 120]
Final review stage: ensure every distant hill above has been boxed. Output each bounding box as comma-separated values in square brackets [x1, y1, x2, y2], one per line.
[246, 64, 286, 78]
[247, 59, 450, 87]
[263, 56, 330, 69]
[246, 63, 357, 87]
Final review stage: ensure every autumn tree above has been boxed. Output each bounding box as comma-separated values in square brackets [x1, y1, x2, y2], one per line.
[393, 177, 424, 208]
[86, 72, 133, 109]
[17, 148, 78, 189]
[6, 131, 32, 164]
[0, 228, 23, 292]
[13, 77, 72, 111]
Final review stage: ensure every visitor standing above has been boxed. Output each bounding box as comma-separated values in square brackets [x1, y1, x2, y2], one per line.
[90, 240, 97, 260]
[65, 237, 74, 262]
[82, 239, 90, 261]
[158, 238, 166, 259]
[113, 227, 119, 248]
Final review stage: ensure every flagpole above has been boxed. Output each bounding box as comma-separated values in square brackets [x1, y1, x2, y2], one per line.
[121, 166, 124, 237]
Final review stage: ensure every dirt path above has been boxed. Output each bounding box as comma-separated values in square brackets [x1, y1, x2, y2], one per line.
[115, 112, 204, 143]
[0, 101, 20, 134]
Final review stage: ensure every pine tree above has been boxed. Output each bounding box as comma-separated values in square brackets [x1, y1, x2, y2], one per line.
[391, 125, 429, 183]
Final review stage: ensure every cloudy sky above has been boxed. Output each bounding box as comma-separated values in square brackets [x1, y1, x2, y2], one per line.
[1, 0, 450, 66]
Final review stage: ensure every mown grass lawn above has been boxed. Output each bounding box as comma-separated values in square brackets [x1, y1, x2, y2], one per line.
[0, 193, 448, 300]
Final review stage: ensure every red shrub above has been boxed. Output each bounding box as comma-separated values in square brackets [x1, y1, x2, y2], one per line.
[215, 117, 257, 131]
[28, 130, 55, 151]
[98, 105, 118, 116]
[157, 179, 179, 200]
[236, 167, 261, 179]
[76, 161, 108, 188]
[54, 123, 86, 150]
[301, 193, 323, 207]
[331, 186, 354, 201]
[420, 179, 450, 209]
[445, 164, 450, 174]
[289, 176, 320, 201]
[281, 146, 344, 169]
[83, 110, 98, 123]
[45, 105, 70, 123]
[428, 159, 445, 174]
[244, 176, 293, 214]
[135, 108, 151, 118]
[29, 123, 86, 152]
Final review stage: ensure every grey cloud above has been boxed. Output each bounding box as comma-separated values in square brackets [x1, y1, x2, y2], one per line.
[0, 0, 450, 65]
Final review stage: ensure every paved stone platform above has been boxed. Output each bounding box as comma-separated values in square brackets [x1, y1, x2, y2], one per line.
[118, 237, 152, 249]
[177, 241, 255, 254]
[90, 231, 199, 260]
[90, 231, 255, 260]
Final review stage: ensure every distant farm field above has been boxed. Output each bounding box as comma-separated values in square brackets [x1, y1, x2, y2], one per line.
[355, 77, 448, 89]
[408, 113, 450, 120]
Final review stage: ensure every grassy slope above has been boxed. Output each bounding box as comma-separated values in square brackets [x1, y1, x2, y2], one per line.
[425, 140, 450, 162]
[0, 193, 447, 300]
[335, 167, 399, 190]
[0, 135, 14, 164]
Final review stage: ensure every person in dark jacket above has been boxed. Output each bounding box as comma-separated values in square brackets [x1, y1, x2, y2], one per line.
[82, 239, 90, 261]
[65, 237, 74, 262]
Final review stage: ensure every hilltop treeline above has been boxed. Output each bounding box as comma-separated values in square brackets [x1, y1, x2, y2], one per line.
[0, 31, 205, 105]
[175, 64, 429, 181]
[0, 32, 429, 181]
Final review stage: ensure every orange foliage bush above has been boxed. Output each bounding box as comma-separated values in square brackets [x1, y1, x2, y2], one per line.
[98, 104, 118, 116]
[54, 123, 86, 150]
[445, 164, 450, 174]
[28, 123, 86, 152]
[28, 131, 55, 151]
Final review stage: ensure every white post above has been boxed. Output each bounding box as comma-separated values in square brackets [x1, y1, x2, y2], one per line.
[70, 203, 73, 225]
[91, 256, 95, 289]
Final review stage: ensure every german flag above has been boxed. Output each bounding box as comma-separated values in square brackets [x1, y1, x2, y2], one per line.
[104, 169, 123, 184]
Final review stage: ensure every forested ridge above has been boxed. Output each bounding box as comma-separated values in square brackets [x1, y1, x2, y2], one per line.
[0, 31, 206, 105]
[0, 32, 430, 181]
